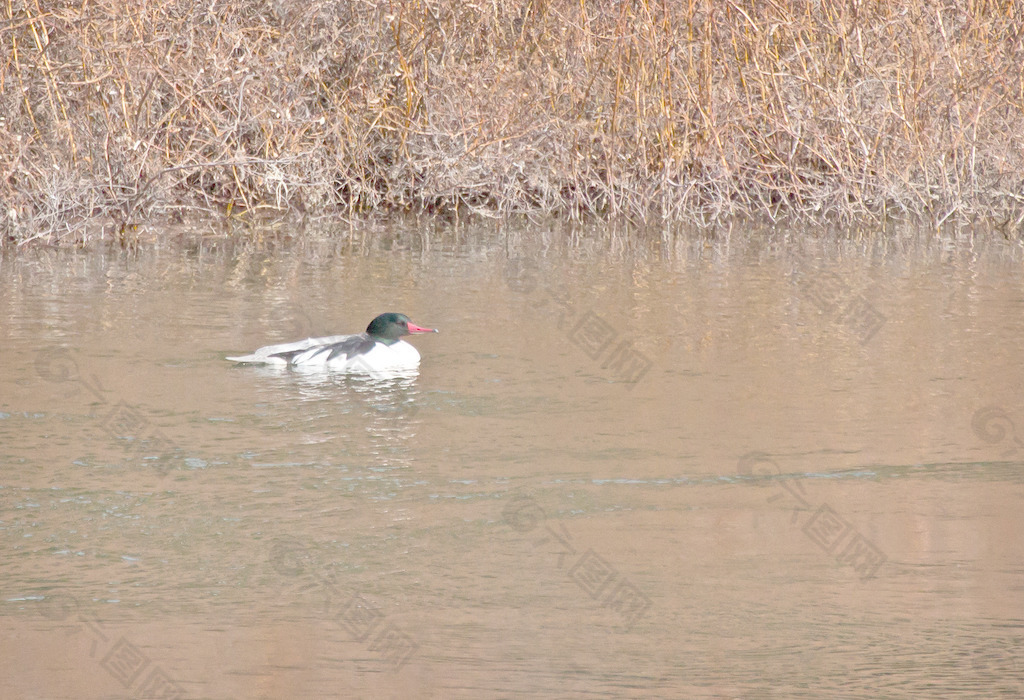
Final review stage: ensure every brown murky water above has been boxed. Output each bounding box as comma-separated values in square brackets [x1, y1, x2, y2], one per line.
[1, 223, 1022, 699]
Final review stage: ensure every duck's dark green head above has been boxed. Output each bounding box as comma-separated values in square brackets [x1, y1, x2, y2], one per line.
[366, 313, 438, 343]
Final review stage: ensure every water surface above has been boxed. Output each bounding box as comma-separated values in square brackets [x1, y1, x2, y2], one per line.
[1, 224, 1022, 698]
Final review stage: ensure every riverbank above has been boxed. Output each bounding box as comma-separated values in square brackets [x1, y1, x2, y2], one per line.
[4, 0, 1023, 243]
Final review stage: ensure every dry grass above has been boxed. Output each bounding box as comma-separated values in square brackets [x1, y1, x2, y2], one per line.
[3, 0, 1024, 242]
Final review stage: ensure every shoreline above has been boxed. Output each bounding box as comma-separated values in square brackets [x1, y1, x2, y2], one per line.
[4, 0, 1023, 243]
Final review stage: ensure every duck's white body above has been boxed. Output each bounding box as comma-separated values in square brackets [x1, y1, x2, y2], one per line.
[228, 313, 437, 373]
[228, 334, 421, 371]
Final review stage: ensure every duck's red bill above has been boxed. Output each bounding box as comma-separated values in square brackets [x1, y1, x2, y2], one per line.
[407, 323, 438, 334]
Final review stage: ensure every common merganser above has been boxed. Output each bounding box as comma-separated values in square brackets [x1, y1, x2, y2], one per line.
[228, 312, 438, 371]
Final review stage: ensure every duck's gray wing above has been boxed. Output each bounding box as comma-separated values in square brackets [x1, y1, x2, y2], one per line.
[228, 333, 371, 363]
[269, 333, 376, 364]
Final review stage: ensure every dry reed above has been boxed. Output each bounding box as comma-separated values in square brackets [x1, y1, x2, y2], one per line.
[3, 0, 1024, 242]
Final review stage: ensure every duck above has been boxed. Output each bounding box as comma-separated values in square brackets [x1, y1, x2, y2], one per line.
[228, 312, 438, 371]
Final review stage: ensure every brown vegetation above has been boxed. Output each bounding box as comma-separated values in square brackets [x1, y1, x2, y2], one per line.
[3, 0, 1024, 242]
